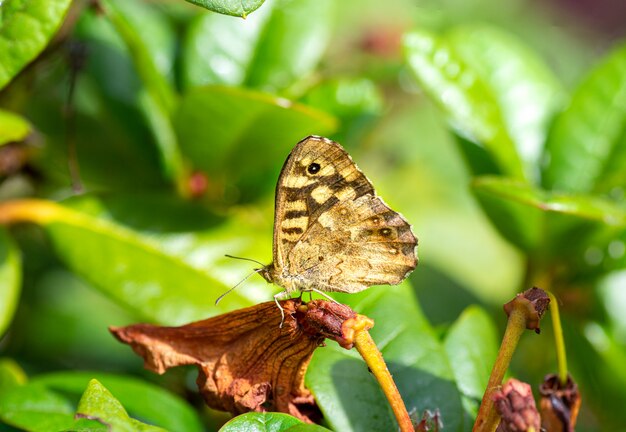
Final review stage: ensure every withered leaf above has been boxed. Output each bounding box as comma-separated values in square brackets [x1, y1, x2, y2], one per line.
[110, 299, 357, 423]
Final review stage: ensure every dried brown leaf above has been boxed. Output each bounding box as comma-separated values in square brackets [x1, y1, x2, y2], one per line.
[110, 299, 357, 422]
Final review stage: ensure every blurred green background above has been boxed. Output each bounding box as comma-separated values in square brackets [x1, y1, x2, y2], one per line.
[1, 0, 626, 430]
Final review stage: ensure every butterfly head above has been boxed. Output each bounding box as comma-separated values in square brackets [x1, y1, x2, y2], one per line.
[256, 263, 275, 284]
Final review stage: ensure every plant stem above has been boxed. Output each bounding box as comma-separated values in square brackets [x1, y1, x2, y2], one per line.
[547, 292, 568, 385]
[473, 306, 527, 432]
[353, 329, 414, 432]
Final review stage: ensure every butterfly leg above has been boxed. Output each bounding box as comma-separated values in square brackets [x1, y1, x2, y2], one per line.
[308, 287, 340, 304]
[274, 290, 291, 328]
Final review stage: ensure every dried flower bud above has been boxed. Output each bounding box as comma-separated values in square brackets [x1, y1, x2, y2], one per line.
[414, 409, 441, 432]
[503, 287, 550, 334]
[110, 299, 360, 422]
[295, 300, 358, 348]
[492, 379, 540, 432]
[539, 374, 581, 432]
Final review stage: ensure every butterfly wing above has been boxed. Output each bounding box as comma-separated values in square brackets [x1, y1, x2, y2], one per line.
[290, 193, 417, 292]
[272, 135, 417, 292]
[272, 135, 375, 273]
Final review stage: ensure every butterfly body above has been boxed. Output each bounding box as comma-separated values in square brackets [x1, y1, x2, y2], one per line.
[261, 136, 418, 299]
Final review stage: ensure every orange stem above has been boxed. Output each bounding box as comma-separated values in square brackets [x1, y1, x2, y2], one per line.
[353, 328, 414, 432]
[473, 306, 527, 432]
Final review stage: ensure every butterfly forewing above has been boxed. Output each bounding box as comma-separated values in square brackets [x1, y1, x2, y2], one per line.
[272, 137, 374, 266]
[269, 135, 417, 294]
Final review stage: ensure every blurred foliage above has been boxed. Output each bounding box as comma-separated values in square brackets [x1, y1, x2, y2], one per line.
[1, 0, 625, 430]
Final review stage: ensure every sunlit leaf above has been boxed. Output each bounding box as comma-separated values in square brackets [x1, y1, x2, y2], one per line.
[403, 29, 525, 180]
[0, 383, 76, 431]
[543, 41, 626, 193]
[444, 306, 499, 417]
[76, 379, 166, 431]
[185, 0, 265, 18]
[220, 412, 331, 431]
[104, 0, 183, 185]
[307, 284, 465, 432]
[0, 110, 31, 146]
[174, 85, 337, 202]
[0, 228, 21, 337]
[471, 177, 543, 252]
[447, 25, 565, 180]
[181, 0, 333, 93]
[472, 176, 626, 227]
[0, 0, 73, 90]
[0, 199, 255, 325]
[301, 77, 383, 142]
[35, 371, 204, 432]
[0, 358, 27, 391]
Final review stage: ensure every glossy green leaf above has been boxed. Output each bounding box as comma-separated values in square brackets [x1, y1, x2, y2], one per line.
[76, 379, 166, 432]
[544, 41, 626, 193]
[0, 383, 75, 431]
[2, 199, 254, 325]
[0, 358, 27, 392]
[307, 284, 465, 432]
[174, 85, 337, 202]
[301, 77, 383, 142]
[403, 29, 525, 180]
[472, 176, 626, 227]
[185, 0, 265, 18]
[447, 25, 564, 180]
[0, 110, 31, 145]
[34, 371, 203, 432]
[574, 321, 626, 429]
[444, 306, 499, 417]
[0, 0, 73, 90]
[220, 412, 330, 432]
[0, 228, 21, 337]
[181, 0, 333, 93]
[471, 177, 543, 252]
[104, 0, 183, 185]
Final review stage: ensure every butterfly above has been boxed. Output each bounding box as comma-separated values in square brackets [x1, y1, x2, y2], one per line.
[257, 136, 418, 318]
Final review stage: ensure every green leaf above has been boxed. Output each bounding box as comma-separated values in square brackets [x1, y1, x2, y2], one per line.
[471, 177, 543, 252]
[444, 306, 499, 417]
[544, 41, 626, 193]
[0, 358, 27, 392]
[446, 25, 565, 180]
[76, 379, 166, 432]
[185, 0, 265, 18]
[103, 0, 183, 185]
[0, 228, 21, 337]
[403, 29, 525, 180]
[1, 199, 254, 324]
[472, 176, 626, 227]
[174, 85, 337, 202]
[0, 0, 73, 90]
[0, 110, 31, 145]
[0, 383, 75, 432]
[301, 77, 383, 142]
[181, 0, 334, 93]
[220, 412, 331, 432]
[307, 284, 465, 432]
[573, 321, 626, 429]
[34, 372, 203, 432]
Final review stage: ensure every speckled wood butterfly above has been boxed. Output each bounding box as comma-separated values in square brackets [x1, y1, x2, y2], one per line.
[259, 136, 418, 316]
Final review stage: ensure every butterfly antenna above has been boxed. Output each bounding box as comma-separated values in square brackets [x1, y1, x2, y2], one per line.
[215, 268, 261, 305]
[224, 254, 266, 267]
